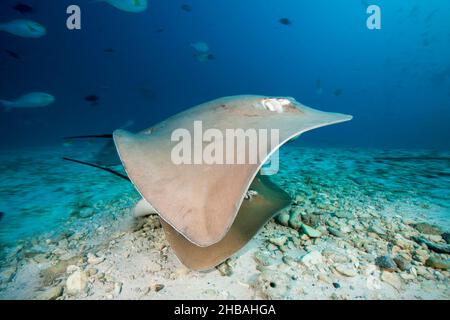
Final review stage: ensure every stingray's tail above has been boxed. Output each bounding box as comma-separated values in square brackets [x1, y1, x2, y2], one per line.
[63, 134, 113, 140]
[63, 157, 130, 181]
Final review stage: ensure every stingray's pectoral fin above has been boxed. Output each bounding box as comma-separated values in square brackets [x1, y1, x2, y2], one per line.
[161, 175, 291, 271]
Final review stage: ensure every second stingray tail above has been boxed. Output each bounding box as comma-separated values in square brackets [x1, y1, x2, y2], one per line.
[62, 157, 130, 181]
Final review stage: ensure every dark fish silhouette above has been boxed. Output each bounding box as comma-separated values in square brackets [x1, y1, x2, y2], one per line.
[279, 18, 292, 25]
[104, 48, 115, 53]
[181, 4, 192, 12]
[13, 2, 34, 14]
[425, 8, 438, 24]
[334, 89, 342, 96]
[156, 28, 164, 33]
[5, 50, 20, 59]
[0, 212, 4, 222]
[194, 52, 215, 62]
[84, 95, 100, 106]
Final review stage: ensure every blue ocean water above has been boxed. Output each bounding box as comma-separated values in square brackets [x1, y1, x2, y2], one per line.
[0, 1, 449, 264]
[0, 0, 449, 150]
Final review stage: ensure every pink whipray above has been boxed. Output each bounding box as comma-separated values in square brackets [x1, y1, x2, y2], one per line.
[113, 95, 352, 270]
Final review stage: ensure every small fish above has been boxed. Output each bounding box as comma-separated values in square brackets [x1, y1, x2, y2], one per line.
[96, 0, 148, 13]
[156, 28, 164, 33]
[425, 8, 438, 24]
[195, 52, 215, 62]
[5, 50, 20, 59]
[0, 92, 55, 111]
[84, 95, 100, 105]
[104, 48, 115, 53]
[334, 89, 342, 96]
[190, 41, 210, 53]
[13, 2, 34, 14]
[0, 212, 4, 222]
[315, 79, 323, 95]
[0, 19, 46, 38]
[63, 141, 73, 147]
[279, 18, 292, 26]
[181, 4, 192, 12]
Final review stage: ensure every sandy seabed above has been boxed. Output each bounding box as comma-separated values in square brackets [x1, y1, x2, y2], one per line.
[0, 145, 449, 300]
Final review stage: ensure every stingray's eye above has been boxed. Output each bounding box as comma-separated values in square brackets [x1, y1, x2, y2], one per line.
[276, 98, 293, 107]
[261, 98, 289, 113]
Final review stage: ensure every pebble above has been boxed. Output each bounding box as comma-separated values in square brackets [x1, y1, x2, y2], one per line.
[327, 227, 345, 238]
[333, 212, 353, 219]
[254, 251, 275, 266]
[282, 255, 297, 267]
[335, 264, 357, 277]
[288, 211, 302, 230]
[276, 212, 290, 227]
[87, 268, 98, 277]
[427, 235, 443, 243]
[393, 256, 411, 271]
[300, 251, 323, 267]
[65, 270, 88, 295]
[394, 236, 414, 250]
[66, 265, 79, 274]
[41, 255, 83, 286]
[413, 223, 442, 235]
[375, 256, 397, 272]
[0, 266, 17, 283]
[151, 283, 165, 292]
[381, 271, 402, 290]
[399, 272, 415, 281]
[413, 236, 450, 254]
[425, 257, 450, 270]
[300, 224, 322, 238]
[269, 235, 287, 247]
[368, 225, 386, 237]
[302, 213, 322, 228]
[412, 249, 429, 264]
[35, 285, 63, 300]
[87, 253, 105, 265]
[217, 262, 233, 276]
[442, 232, 450, 244]
[318, 274, 332, 284]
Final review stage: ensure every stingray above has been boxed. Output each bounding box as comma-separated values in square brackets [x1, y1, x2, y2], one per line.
[66, 95, 352, 270]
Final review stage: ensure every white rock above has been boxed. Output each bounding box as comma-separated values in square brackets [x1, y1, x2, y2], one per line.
[381, 271, 402, 290]
[335, 264, 358, 277]
[66, 265, 79, 274]
[87, 253, 105, 265]
[269, 235, 287, 247]
[66, 270, 88, 295]
[300, 251, 323, 267]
